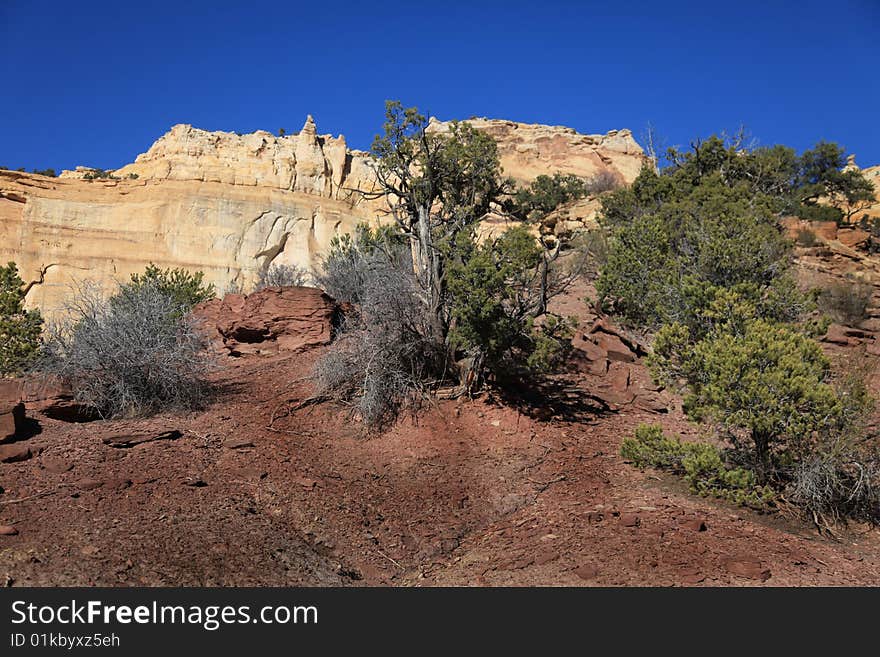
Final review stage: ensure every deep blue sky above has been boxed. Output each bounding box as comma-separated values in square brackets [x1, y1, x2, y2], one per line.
[1, 1, 878, 172]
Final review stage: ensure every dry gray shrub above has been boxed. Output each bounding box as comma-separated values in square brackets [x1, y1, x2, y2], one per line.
[255, 263, 310, 290]
[314, 242, 442, 429]
[38, 280, 213, 418]
[789, 453, 880, 524]
[584, 169, 620, 195]
[818, 278, 874, 326]
[787, 361, 880, 525]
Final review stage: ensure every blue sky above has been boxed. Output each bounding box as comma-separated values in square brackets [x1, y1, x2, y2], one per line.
[1, 0, 878, 172]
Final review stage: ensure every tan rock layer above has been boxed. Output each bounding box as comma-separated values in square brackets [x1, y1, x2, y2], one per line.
[3, 115, 648, 315]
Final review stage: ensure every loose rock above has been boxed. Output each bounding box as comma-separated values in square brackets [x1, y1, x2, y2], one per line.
[574, 564, 598, 580]
[103, 430, 182, 448]
[0, 444, 32, 464]
[723, 558, 771, 581]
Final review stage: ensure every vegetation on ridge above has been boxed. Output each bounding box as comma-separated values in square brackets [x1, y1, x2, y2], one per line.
[601, 134, 878, 524]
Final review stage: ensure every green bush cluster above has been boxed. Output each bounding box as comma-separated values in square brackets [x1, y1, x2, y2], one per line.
[82, 168, 117, 180]
[121, 263, 215, 312]
[596, 137, 873, 330]
[621, 425, 776, 509]
[447, 226, 574, 380]
[603, 134, 878, 523]
[504, 173, 590, 222]
[0, 262, 43, 376]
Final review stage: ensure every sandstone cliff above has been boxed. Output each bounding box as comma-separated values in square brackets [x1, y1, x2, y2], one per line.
[1, 116, 648, 314]
[859, 164, 880, 221]
[427, 117, 646, 184]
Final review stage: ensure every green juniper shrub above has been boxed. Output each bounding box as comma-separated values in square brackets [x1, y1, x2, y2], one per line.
[794, 141, 875, 223]
[621, 424, 776, 509]
[525, 314, 576, 374]
[122, 264, 215, 312]
[447, 225, 574, 383]
[83, 168, 114, 180]
[605, 131, 877, 523]
[597, 135, 873, 330]
[506, 173, 590, 222]
[681, 443, 776, 508]
[0, 262, 43, 376]
[597, 174, 797, 329]
[620, 424, 691, 470]
[679, 320, 842, 482]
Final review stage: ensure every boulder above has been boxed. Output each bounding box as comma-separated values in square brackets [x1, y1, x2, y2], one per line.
[194, 286, 337, 356]
[20, 378, 97, 422]
[0, 443, 32, 463]
[822, 324, 851, 346]
[838, 228, 870, 249]
[571, 332, 606, 362]
[606, 362, 631, 392]
[573, 564, 598, 581]
[633, 390, 670, 414]
[592, 332, 635, 363]
[0, 380, 25, 441]
[588, 318, 647, 356]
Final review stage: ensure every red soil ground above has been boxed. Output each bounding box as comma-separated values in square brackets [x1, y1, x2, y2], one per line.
[2, 281, 880, 586]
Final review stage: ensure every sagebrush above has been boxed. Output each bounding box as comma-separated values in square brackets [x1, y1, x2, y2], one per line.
[314, 229, 441, 429]
[255, 263, 310, 290]
[818, 279, 873, 326]
[38, 281, 213, 418]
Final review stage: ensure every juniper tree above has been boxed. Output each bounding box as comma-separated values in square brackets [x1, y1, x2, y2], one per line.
[663, 319, 842, 482]
[364, 102, 577, 383]
[122, 263, 215, 312]
[0, 262, 43, 376]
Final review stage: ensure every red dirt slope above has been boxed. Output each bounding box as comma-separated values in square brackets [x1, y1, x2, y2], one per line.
[2, 284, 880, 586]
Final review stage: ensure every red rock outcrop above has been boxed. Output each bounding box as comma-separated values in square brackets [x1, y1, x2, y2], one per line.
[194, 286, 337, 356]
[0, 380, 25, 441]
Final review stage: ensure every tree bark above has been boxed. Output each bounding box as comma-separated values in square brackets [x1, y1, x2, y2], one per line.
[753, 432, 772, 484]
[413, 205, 446, 349]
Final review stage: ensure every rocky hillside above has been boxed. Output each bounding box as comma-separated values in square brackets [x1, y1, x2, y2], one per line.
[0, 117, 648, 314]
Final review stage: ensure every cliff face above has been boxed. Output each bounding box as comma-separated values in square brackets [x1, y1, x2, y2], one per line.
[859, 165, 880, 221]
[107, 116, 381, 201]
[428, 117, 647, 184]
[1, 116, 648, 314]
